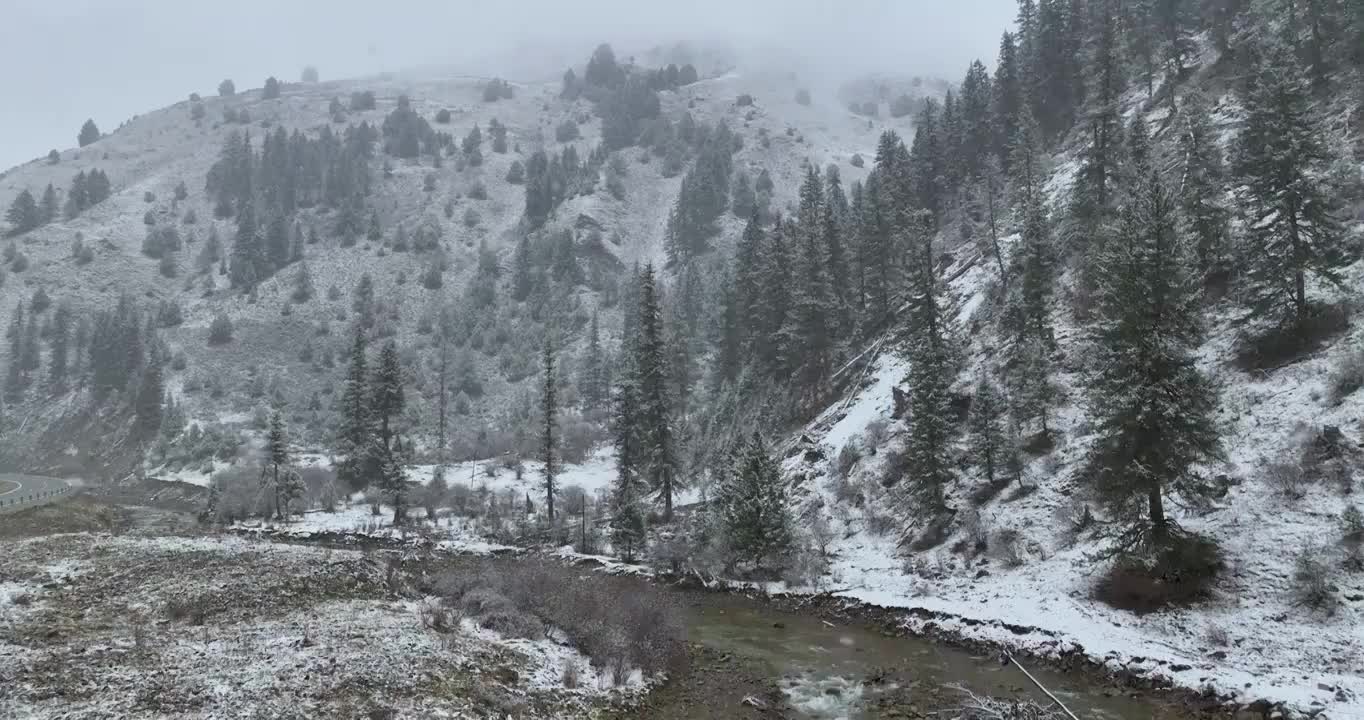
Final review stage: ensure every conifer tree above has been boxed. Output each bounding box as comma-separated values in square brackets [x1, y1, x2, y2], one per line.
[580, 312, 607, 411]
[901, 212, 955, 522]
[787, 168, 833, 393]
[1234, 41, 1349, 325]
[635, 264, 679, 520]
[1176, 90, 1230, 282]
[337, 327, 372, 491]
[78, 119, 100, 147]
[540, 336, 558, 521]
[6, 191, 40, 235]
[263, 410, 290, 519]
[371, 340, 407, 523]
[39, 185, 58, 225]
[134, 350, 164, 439]
[968, 371, 1008, 486]
[1085, 164, 1221, 548]
[48, 302, 71, 394]
[610, 339, 647, 559]
[714, 433, 792, 571]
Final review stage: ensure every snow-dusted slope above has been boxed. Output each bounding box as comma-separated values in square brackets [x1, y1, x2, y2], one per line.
[778, 81, 1364, 718]
[0, 63, 911, 466]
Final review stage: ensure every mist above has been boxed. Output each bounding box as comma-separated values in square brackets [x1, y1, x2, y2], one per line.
[1, 0, 1015, 170]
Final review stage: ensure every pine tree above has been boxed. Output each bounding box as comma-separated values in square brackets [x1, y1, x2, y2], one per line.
[580, 312, 607, 411]
[635, 265, 679, 520]
[540, 336, 558, 522]
[900, 212, 955, 523]
[230, 198, 265, 289]
[78, 119, 100, 147]
[1234, 41, 1349, 325]
[336, 327, 373, 492]
[787, 168, 833, 395]
[134, 350, 164, 439]
[264, 410, 290, 519]
[371, 340, 407, 524]
[1085, 164, 1221, 549]
[992, 31, 1024, 168]
[39, 185, 58, 225]
[6, 190, 40, 235]
[714, 433, 793, 571]
[968, 371, 1007, 486]
[756, 219, 794, 378]
[48, 302, 71, 393]
[1176, 90, 1230, 283]
[610, 334, 648, 559]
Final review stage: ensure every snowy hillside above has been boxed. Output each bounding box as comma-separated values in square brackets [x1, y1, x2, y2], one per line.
[774, 67, 1364, 717]
[0, 60, 917, 473]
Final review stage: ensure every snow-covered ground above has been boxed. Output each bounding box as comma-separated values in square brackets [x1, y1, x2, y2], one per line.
[0, 533, 640, 719]
[773, 224, 1364, 717]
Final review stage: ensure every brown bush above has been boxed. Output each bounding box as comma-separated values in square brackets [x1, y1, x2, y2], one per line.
[1094, 533, 1223, 613]
[1234, 303, 1350, 372]
[431, 560, 685, 677]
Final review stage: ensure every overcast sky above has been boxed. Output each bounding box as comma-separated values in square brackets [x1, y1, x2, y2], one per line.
[0, 0, 1015, 171]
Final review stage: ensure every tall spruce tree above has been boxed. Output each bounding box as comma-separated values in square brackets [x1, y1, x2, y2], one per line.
[1085, 164, 1221, 548]
[609, 348, 646, 560]
[336, 327, 372, 491]
[371, 340, 407, 524]
[540, 336, 558, 521]
[580, 312, 607, 411]
[48, 302, 71, 393]
[901, 212, 955, 523]
[714, 433, 793, 571]
[968, 371, 1008, 487]
[264, 410, 290, 519]
[1176, 90, 1230, 283]
[635, 264, 679, 520]
[1234, 41, 1349, 325]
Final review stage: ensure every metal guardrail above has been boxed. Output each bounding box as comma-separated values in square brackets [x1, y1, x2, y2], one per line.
[0, 485, 71, 509]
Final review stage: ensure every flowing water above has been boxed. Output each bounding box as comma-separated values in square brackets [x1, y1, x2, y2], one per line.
[689, 599, 1191, 720]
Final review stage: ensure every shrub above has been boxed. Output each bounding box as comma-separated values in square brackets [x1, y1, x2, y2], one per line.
[1265, 460, 1306, 500]
[1291, 548, 1336, 611]
[435, 108, 451, 124]
[164, 595, 210, 625]
[1329, 348, 1364, 404]
[795, 89, 811, 105]
[555, 119, 580, 142]
[350, 90, 376, 111]
[218, 79, 235, 97]
[1233, 303, 1350, 371]
[850, 153, 864, 168]
[463, 208, 480, 228]
[11, 252, 29, 273]
[1344, 504, 1364, 543]
[1204, 624, 1230, 647]
[835, 441, 861, 478]
[735, 94, 755, 106]
[207, 313, 233, 345]
[432, 560, 685, 677]
[889, 94, 915, 118]
[863, 420, 889, 452]
[467, 181, 487, 200]
[1094, 532, 1223, 613]
[262, 76, 281, 99]
[506, 161, 525, 184]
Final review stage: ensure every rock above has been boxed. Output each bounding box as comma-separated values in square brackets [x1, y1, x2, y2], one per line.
[741, 695, 767, 710]
[772, 622, 785, 629]
[573, 214, 603, 232]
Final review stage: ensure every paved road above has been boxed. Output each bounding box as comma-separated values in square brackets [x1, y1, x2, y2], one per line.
[0, 474, 73, 514]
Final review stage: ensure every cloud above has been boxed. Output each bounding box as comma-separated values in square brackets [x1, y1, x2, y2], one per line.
[0, 0, 1014, 170]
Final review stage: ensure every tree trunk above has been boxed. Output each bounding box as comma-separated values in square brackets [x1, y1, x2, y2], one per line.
[1148, 483, 1167, 538]
[662, 468, 673, 522]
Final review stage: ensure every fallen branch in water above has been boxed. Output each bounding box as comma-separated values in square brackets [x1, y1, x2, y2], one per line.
[946, 685, 1070, 719]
